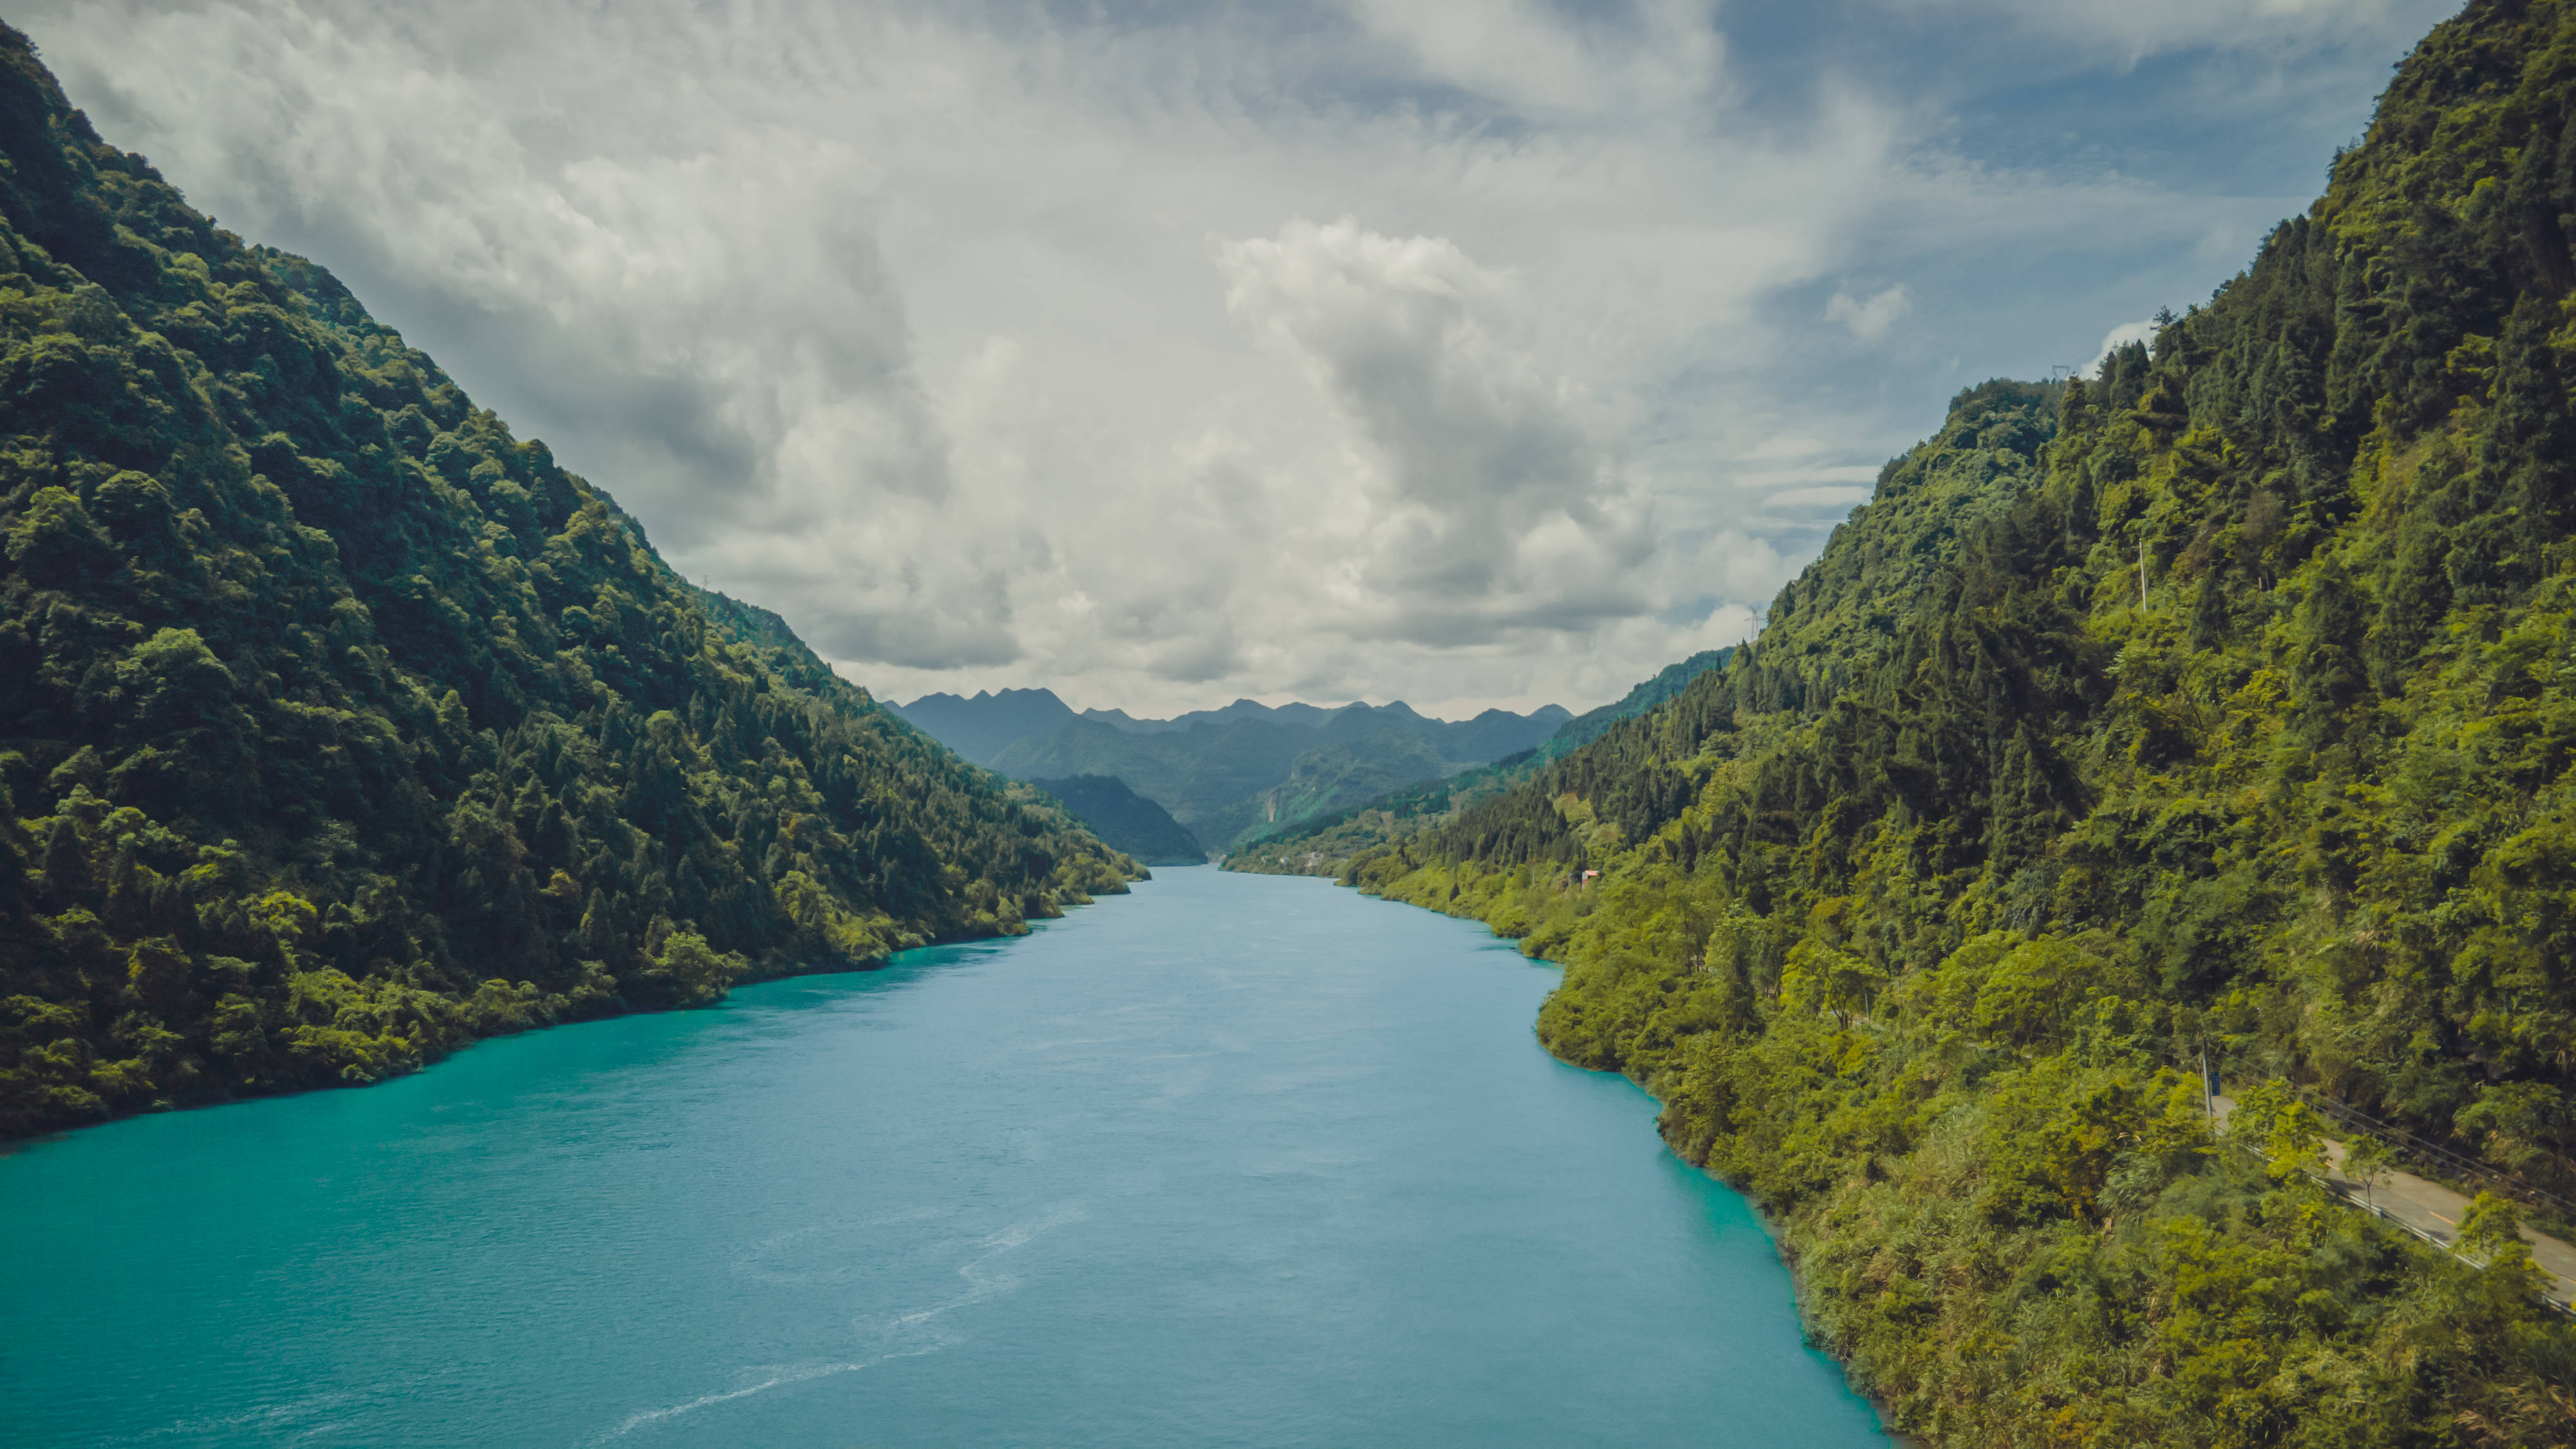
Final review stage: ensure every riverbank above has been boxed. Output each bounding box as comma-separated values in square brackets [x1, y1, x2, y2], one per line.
[0, 870, 1893, 1447]
[1331, 862, 2576, 1447]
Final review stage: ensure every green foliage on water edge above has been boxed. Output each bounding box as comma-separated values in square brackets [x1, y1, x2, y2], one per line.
[1340, 5, 2576, 1442]
[0, 27, 1136, 1139]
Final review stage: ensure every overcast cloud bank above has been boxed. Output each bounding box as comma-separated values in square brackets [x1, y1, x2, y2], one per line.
[20, 0, 2455, 715]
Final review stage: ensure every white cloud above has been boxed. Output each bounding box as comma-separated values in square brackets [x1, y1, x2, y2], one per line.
[1897, 0, 2449, 59]
[2092, 317, 2160, 368]
[1217, 219, 1653, 645]
[1826, 284, 1913, 344]
[1764, 485, 1876, 509]
[14, 0, 2430, 717]
[43, 0, 1020, 667]
[1338, 0, 1723, 115]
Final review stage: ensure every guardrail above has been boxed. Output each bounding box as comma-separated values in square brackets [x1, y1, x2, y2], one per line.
[2188, 1063, 2574, 1317]
[2177, 1046, 2575, 1221]
[2279, 1081, 2575, 1221]
[2218, 1128, 2575, 1315]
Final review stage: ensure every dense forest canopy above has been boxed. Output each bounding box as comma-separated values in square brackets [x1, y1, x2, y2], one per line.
[1544, 648, 1734, 754]
[0, 24, 1136, 1139]
[1331, 2, 2576, 1443]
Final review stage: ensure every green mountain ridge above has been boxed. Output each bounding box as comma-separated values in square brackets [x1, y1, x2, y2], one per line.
[1242, 726, 1452, 840]
[989, 699, 1564, 853]
[1548, 649, 1735, 754]
[0, 27, 1136, 1141]
[1226, 647, 1741, 876]
[993, 714, 1312, 850]
[1026, 774, 1205, 865]
[1327, 3, 2576, 1441]
[893, 686, 1575, 855]
[889, 687, 1082, 766]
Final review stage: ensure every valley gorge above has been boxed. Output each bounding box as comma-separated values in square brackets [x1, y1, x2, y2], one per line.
[8, 3, 2576, 1446]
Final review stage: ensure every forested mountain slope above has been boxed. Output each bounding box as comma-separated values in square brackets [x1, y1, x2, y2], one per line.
[1339, 3, 2576, 1442]
[1225, 385, 2058, 880]
[994, 714, 1318, 849]
[990, 697, 1566, 853]
[1220, 684, 1749, 878]
[0, 26, 1135, 1140]
[1547, 648, 1732, 754]
[1027, 775, 1206, 865]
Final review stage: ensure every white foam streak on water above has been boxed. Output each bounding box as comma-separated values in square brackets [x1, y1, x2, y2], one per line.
[125, 1388, 368, 1444]
[595, 1360, 899, 1443]
[596, 1204, 1088, 1442]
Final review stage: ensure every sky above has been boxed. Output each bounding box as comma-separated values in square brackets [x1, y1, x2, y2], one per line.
[19, 0, 2461, 718]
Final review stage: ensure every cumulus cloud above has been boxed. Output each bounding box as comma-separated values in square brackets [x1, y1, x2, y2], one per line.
[14, 0, 2436, 715]
[46, 0, 1022, 667]
[1218, 220, 1653, 645]
[1826, 284, 1913, 344]
[1899, 0, 2451, 59]
[2092, 317, 2160, 368]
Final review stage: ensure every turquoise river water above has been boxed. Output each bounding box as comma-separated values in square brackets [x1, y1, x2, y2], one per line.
[1, 868, 1892, 1447]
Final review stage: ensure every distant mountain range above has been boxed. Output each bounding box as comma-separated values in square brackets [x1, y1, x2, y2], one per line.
[891, 691, 1573, 856]
[896, 691, 1570, 767]
[1226, 649, 1734, 875]
[888, 687, 1082, 767]
[1025, 777, 1206, 866]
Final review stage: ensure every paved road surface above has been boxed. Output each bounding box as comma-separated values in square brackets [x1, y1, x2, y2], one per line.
[2211, 1094, 2574, 1312]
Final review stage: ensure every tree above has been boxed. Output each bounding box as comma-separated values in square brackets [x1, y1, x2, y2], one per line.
[2455, 1191, 2550, 1306]
[2229, 1079, 2331, 1185]
[2342, 1133, 2396, 1209]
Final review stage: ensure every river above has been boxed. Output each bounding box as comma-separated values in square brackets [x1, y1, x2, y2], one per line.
[1, 868, 1892, 1447]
